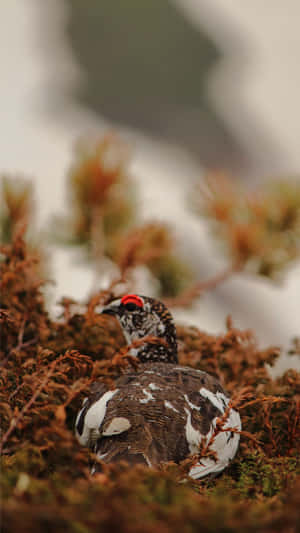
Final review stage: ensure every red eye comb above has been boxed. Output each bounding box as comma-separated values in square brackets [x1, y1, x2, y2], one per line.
[121, 294, 144, 307]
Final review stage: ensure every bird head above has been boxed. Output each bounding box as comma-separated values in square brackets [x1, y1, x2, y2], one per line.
[102, 294, 178, 363]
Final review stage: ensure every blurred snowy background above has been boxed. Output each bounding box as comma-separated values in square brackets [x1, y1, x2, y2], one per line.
[1, 0, 299, 371]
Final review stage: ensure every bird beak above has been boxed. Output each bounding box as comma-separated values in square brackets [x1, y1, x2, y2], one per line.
[101, 305, 119, 317]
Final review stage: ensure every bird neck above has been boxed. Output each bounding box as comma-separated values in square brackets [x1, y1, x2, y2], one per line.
[128, 341, 178, 364]
[125, 323, 178, 364]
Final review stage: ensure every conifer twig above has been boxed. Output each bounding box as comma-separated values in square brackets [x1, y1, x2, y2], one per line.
[0, 360, 57, 454]
[165, 261, 242, 307]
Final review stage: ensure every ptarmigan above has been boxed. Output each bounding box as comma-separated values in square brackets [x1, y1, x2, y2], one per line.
[75, 294, 241, 478]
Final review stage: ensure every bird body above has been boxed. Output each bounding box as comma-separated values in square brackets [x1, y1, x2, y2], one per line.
[75, 295, 241, 478]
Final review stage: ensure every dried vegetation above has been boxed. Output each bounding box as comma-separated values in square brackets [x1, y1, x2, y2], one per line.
[1, 138, 300, 532]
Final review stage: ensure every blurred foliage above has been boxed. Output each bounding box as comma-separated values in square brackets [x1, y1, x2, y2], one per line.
[52, 134, 193, 298]
[196, 173, 300, 279]
[289, 337, 300, 356]
[113, 222, 193, 297]
[0, 175, 50, 285]
[150, 254, 193, 298]
[1, 234, 300, 533]
[0, 176, 34, 243]
[2, 137, 300, 303]
[55, 134, 135, 250]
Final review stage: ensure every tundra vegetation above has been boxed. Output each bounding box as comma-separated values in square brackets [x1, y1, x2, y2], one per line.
[1, 135, 300, 532]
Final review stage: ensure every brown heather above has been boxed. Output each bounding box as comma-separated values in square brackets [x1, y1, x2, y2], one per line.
[1, 138, 300, 532]
[1, 233, 299, 533]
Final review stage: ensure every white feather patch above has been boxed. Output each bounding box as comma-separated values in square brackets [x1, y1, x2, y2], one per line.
[189, 407, 242, 479]
[148, 383, 162, 391]
[174, 366, 205, 374]
[143, 453, 152, 467]
[184, 408, 202, 454]
[102, 417, 131, 436]
[184, 394, 201, 412]
[76, 389, 119, 446]
[97, 451, 109, 461]
[199, 387, 228, 413]
[140, 389, 155, 403]
[164, 400, 179, 413]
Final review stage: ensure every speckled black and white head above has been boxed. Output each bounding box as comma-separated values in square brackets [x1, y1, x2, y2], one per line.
[102, 294, 178, 363]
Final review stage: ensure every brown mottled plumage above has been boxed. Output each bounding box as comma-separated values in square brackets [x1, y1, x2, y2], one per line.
[75, 295, 241, 478]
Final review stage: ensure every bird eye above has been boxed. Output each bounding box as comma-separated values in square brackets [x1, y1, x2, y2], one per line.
[124, 302, 139, 311]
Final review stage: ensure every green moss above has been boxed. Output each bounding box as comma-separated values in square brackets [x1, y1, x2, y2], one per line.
[235, 453, 299, 498]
